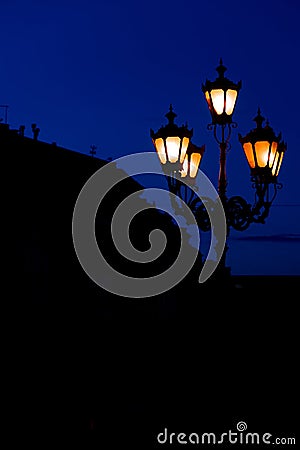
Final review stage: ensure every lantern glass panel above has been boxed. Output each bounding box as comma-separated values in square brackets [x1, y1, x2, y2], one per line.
[273, 151, 284, 177]
[190, 153, 201, 178]
[225, 89, 238, 115]
[268, 141, 277, 168]
[243, 142, 255, 169]
[255, 141, 270, 167]
[211, 89, 225, 115]
[166, 136, 181, 163]
[180, 137, 190, 163]
[154, 138, 167, 164]
[272, 152, 279, 176]
[277, 152, 284, 176]
[205, 91, 212, 109]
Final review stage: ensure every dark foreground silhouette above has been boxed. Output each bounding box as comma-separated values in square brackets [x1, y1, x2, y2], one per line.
[3, 122, 297, 448]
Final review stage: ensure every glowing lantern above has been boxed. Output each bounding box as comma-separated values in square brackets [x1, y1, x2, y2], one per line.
[202, 59, 241, 125]
[239, 108, 286, 182]
[180, 142, 205, 181]
[150, 105, 193, 174]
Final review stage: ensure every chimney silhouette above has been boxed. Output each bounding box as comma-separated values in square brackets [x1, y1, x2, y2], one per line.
[31, 123, 40, 140]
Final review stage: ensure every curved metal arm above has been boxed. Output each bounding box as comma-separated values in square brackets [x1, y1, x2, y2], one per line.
[226, 196, 252, 231]
[207, 122, 237, 150]
[250, 179, 282, 224]
[191, 198, 212, 232]
[163, 165, 283, 234]
[226, 180, 283, 231]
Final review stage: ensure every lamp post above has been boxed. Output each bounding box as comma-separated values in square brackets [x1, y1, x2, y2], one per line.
[150, 60, 286, 283]
[238, 108, 286, 223]
[202, 58, 241, 204]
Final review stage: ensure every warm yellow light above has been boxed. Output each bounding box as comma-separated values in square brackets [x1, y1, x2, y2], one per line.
[272, 152, 279, 176]
[180, 137, 190, 163]
[276, 152, 284, 176]
[166, 136, 181, 163]
[255, 141, 270, 167]
[272, 151, 284, 177]
[205, 91, 212, 109]
[180, 155, 188, 178]
[243, 142, 255, 169]
[211, 89, 224, 115]
[225, 89, 237, 115]
[190, 153, 201, 178]
[154, 138, 167, 164]
[268, 141, 277, 168]
[180, 152, 202, 178]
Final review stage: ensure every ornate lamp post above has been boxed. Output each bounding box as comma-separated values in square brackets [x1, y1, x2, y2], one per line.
[150, 60, 286, 282]
[238, 108, 286, 223]
[202, 58, 241, 204]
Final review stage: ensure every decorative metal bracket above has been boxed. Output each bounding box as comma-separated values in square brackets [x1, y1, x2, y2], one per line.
[163, 163, 283, 234]
[207, 122, 238, 152]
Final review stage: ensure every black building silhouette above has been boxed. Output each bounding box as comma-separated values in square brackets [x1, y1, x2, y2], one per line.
[3, 122, 297, 447]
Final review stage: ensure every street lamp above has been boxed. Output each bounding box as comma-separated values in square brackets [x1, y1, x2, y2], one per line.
[150, 104, 192, 171]
[201, 61, 286, 232]
[202, 58, 241, 126]
[239, 108, 286, 181]
[150, 60, 286, 282]
[150, 104, 205, 203]
[202, 59, 241, 203]
[239, 108, 287, 222]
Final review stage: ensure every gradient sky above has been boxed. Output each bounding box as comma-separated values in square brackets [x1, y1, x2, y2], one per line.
[1, 0, 300, 275]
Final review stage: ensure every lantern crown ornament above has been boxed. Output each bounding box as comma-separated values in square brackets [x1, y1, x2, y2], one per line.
[202, 58, 242, 125]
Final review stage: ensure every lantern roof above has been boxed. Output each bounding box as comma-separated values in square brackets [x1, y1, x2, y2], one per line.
[150, 104, 193, 141]
[186, 141, 205, 157]
[239, 108, 282, 145]
[202, 58, 242, 93]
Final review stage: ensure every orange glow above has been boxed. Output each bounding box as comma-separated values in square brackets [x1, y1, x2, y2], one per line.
[190, 153, 201, 178]
[205, 91, 212, 109]
[154, 138, 167, 164]
[269, 142, 277, 168]
[255, 141, 270, 167]
[272, 152, 280, 176]
[225, 89, 237, 115]
[180, 137, 190, 163]
[166, 136, 181, 163]
[180, 152, 201, 178]
[272, 151, 284, 177]
[276, 152, 284, 176]
[243, 142, 255, 169]
[211, 89, 224, 115]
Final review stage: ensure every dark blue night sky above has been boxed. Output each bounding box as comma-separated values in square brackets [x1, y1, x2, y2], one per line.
[2, 0, 300, 275]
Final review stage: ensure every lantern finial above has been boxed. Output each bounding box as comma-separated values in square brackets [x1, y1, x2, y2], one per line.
[253, 107, 265, 129]
[165, 104, 177, 125]
[216, 58, 227, 78]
